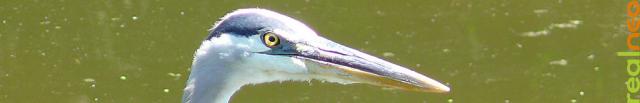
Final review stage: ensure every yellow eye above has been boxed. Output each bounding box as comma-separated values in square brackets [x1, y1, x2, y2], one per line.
[262, 32, 280, 48]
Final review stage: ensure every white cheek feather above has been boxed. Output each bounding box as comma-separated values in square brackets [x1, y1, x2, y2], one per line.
[230, 34, 270, 52]
[195, 35, 229, 56]
[196, 33, 312, 85]
[233, 54, 311, 84]
[291, 57, 306, 69]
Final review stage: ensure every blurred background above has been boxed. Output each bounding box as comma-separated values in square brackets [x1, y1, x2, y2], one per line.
[0, 0, 627, 103]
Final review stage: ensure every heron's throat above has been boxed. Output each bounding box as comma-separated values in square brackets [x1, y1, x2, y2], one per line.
[182, 39, 247, 103]
[182, 53, 245, 103]
[183, 67, 242, 103]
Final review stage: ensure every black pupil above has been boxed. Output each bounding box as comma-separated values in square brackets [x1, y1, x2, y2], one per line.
[268, 36, 276, 42]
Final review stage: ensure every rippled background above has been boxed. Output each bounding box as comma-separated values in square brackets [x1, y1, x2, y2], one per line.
[0, 0, 627, 102]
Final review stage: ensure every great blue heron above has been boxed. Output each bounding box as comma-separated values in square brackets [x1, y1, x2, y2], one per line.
[182, 8, 450, 103]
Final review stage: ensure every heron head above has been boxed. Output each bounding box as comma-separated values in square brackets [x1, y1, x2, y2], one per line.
[193, 8, 449, 93]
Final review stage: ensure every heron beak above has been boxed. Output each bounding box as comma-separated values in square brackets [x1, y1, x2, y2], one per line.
[292, 37, 450, 93]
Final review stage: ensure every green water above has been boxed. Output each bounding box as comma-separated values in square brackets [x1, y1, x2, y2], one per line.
[0, 0, 627, 102]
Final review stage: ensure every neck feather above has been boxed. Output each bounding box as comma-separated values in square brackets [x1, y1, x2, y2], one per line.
[182, 64, 243, 103]
[182, 39, 246, 103]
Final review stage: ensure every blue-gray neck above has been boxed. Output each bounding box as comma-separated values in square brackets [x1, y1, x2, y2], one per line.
[182, 41, 245, 103]
[182, 65, 241, 103]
